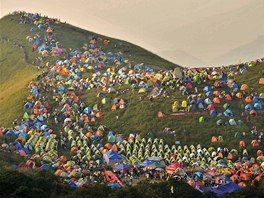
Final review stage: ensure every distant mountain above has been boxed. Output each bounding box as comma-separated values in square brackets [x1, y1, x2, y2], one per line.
[210, 35, 264, 66]
[158, 50, 207, 67]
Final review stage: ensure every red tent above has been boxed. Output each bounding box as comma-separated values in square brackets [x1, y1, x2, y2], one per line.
[165, 162, 181, 173]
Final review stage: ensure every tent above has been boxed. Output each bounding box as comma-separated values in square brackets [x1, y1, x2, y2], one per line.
[229, 119, 237, 126]
[138, 88, 146, 93]
[240, 84, 249, 91]
[224, 109, 233, 117]
[200, 182, 243, 196]
[165, 162, 181, 173]
[108, 87, 116, 93]
[103, 150, 122, 166]
[259, 78, 264, 85]
[254, 103, 262, 110]
[139, 159, 154, 166]
[113, 163, 132, 171]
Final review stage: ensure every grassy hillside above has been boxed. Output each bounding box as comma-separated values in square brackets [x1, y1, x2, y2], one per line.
[81, 63, 264, 149]
[0, 41, 39, 126]
[0, 13, 263, 153]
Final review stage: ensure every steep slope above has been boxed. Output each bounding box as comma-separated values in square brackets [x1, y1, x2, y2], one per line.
[0, 41, 39, 126]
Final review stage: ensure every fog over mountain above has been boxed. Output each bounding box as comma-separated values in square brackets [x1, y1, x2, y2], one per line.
[1, 0, 263, 67]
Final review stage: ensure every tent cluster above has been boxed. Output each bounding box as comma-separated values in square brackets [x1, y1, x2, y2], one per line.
[1, 12, 263, 191]
[112, 98, 127, 111]
[21, 12, 64, 58]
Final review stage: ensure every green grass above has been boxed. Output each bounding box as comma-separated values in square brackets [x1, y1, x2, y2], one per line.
[0, 41, 39, 126]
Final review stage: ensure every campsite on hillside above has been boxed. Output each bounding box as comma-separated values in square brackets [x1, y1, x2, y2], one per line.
[0, 2, 263, 198]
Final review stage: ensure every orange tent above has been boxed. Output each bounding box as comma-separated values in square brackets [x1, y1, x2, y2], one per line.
[251, 140, 259, 147]
[211, 136, 218, 143]
[55, 169, 64, 176]
[213, 97, 220, 104]
[236, 92, 243, 99]
[104, 143, 112, 149]
[95, 130, 103, 137]
[59, 155, 67, 162]
[238, 182, 246, 187]
[111, 104, 117, 111]
[112, 144, 119, 152]
[239, 141, 246, 147]
[90, 117, 96, 122]
[245, 96, 252, 103]
[119, 99, 126, 105]
[208, 75, 213, 80]
[258, 78, 264, 85]
[27, 94, 33, 100]
[225, 94, 232, 101]
[96, 112, 104, 118]
[227, 153, 233, 160]
[240, 84, 249, 91]
[18, 150, 26, 157]
[214, 81, 221, 87]
[213, 91, 220, 97]
[240, 173, 250, 181]
[85, 132, 93, 138]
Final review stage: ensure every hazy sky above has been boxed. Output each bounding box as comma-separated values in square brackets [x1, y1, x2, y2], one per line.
[1, 0, 264, 66]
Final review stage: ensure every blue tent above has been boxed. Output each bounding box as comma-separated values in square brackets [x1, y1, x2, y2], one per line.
[196, 98, 204, 104]
[252, 96, 259, 103]
[254, 103, 262, 110]
[139, 159, 154, 166]
[244, 104, 253, 110]
[200, 182, 243, 196]
[41, 125, 48, 131]
[37, 115, 45, 122]
[68, 182, 77, 188]
[192, 171, 203, 178]
[24, 102, 33, 109]
[5, 130, 15, 136]
[14, 142, 23, 150]
[224, 109, 233, 117]
[205, 91, 213, 97]
[58, 85, 65, 91]
[114, 163, 132, 170]
[90, 135, 100, 141]
[230, 83, 238, 90]
[203, 86, 211, 92]
[104, 150, 122, 160]
[209, 110, 217, 117]
[204, 98, 212, 105]
[108, 131, 114, 136]
[219, 73, 227, 80]
[217, 182, 243, 193]
[108, 183, 121, 188]
[84, 107, 92, 114]
[31, 88, 38, 95]
[40, 164, 50, 170]
[200, 186, 223, 196]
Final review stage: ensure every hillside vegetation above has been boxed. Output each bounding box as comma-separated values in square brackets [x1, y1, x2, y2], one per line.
[0, 41, 39, 126]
